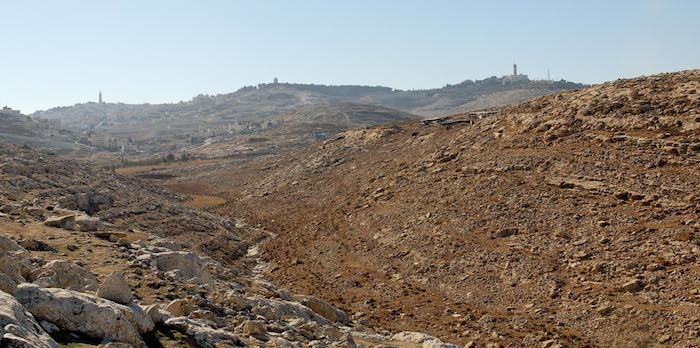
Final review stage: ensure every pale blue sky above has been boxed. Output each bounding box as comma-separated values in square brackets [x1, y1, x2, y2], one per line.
[2, 0, 698, 112]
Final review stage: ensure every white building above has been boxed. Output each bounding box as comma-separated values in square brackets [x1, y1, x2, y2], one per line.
[502, 64, 529, 84]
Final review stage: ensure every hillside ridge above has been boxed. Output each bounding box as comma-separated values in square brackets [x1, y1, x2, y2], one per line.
[155, 69, 700, 347]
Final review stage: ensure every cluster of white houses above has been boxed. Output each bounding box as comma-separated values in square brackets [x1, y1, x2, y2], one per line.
[88, 132, 138, 152]
[0, 106, 21, 116]
[190, 120, 275, 145]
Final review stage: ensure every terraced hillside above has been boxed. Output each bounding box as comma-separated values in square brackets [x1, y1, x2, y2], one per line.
[31, 78, 583, 159]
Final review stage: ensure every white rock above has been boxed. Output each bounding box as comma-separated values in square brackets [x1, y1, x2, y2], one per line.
[142, 304, 163, 324]
[149, 238, 183, 251]
[97, 272, 133, 304]
[151, 251, 214, 285]
[97, 343, 134, 348]
[43, 215, 76, 230]
[391, 332, 461, 348]
[165, 299, 187, 317]
[239, 320, 267, 336]
[0, 234, 28, 255]
[298, 295, 351, 324]
[75, 215, 102, 232]
[31, 260, 98, 291]
[267, 337, 302, 348]
[0, 253, 25, 286]
[164, 317, 241, 348]
[14, 284, 154, 348]
[250, 298, 331, 326]
[0, 272, 18, 295]
[0, 289, 59, 348]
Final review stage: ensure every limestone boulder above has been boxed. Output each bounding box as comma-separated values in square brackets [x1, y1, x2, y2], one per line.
[0, 235, 28, 255]
[0, 272, 18, 295]
[164, 317, 241, 348]
[44, 215, 76, 230]
[391, 332, 461, 348]
[75, 215, 102, 232]
[151, 251, 214, 285]
[97, 343, 134, 348]
[31, 260, 98, 291]
[149, 238, 183, 251]
[298, 295, 351, 324]
[238, 320, 267, 337]
[142, 304, 163, 324]
[250, 298, 331, 326]
[0, 203, 21, 215]
[0, 290, 59, 348]
[14, 284, 154, 348]
[18, 239, 56, 252]
[97, 272, 133, 304]
[0, 252, 26, 285]
[164, 299, 188, 317]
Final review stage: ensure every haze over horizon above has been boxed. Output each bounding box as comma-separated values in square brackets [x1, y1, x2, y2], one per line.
[2, 0, 698, 113]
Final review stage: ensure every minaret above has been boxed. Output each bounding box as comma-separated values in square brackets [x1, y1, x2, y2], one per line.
[513, 63, 517, 76]
[99, 90, 103, 104]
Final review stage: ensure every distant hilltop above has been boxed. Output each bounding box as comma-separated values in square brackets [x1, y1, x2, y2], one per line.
[30, 70, 585, 150]
[0, 106, 21, 116]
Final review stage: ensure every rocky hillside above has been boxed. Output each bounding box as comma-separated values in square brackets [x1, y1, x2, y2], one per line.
[270, 103, 419, 128]
[0, 143, 464, 347]
[185, 103, 420, 159]
[0, 110, 80, 153]
[163, 70, 700, 347]
[31, 78, 583, 147]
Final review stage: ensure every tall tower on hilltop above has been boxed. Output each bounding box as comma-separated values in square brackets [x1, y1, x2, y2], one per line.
[99, 90, 103, 104]
[503, 62, 528, 84]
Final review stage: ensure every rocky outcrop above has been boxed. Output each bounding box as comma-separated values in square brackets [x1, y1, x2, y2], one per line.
[392, 332, 462, 348]
[238, 320, 267, 337]
[14, 284, 153, 348]
[75, 215, 102, 232]
[150, 251, 214, 285]
[0, 272, 18, 295]
[17, 239, 56, 252]
[164, 317, 241, 348]
[298, 295, 351, 324]
[43, 215, 75, 230]
[250, 297, 332, 326]
[0, 235, 27, 255]
[0, 290, 59, 348]
[149, 238, 183, 251]
[0, 252, 26, 286]
[0, 236, 30, 294]
[30, 260, 98, 291]
[96, 272, 133, 305]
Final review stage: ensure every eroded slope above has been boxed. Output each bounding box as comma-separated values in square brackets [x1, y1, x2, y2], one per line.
[181, 70, 700, 347]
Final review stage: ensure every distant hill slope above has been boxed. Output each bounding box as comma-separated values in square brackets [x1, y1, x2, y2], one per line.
[269, 102, 419, 127]
[32, 77, 584, 136]
[167, 70, 700, 347]
[361, 77, 584, 116]
[0, 108, 80, 152]
[186, 103, 421, 158]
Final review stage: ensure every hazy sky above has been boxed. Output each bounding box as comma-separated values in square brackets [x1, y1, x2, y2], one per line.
[2, 0, 698, 113]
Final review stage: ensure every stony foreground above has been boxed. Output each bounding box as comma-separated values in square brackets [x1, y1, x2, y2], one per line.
[0, 144, 462, 347]
[0, 212, 464, 348]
